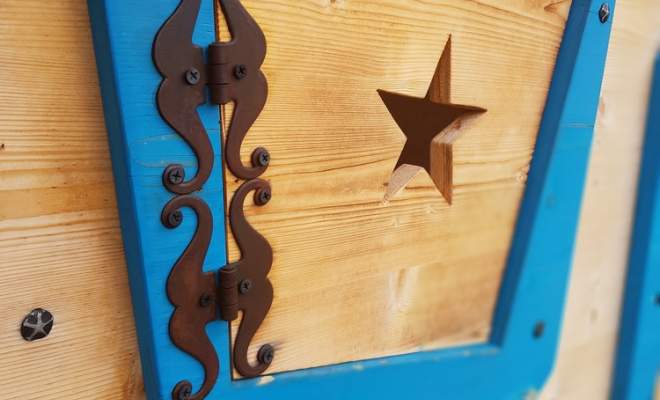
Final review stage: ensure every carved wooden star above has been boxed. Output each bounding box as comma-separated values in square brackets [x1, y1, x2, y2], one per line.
[379, 36, 487, 204]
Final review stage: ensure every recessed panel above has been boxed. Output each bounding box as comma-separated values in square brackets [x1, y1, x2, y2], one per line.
[222, 0, 571, 375]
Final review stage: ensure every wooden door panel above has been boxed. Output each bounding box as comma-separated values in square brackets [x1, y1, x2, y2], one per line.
[223, 0, 569, 375]
[86, 0, 614, 398]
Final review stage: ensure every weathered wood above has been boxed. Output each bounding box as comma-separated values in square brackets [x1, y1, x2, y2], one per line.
[220, 0, 572, 375]
[0, 1, 143, 399]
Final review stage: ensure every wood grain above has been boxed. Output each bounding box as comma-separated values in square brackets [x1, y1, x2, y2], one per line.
[538, 0, 660, 398]
[0, 0, 657, 398]
[219, 0, 572, 375]
[0, 1, 143, 399]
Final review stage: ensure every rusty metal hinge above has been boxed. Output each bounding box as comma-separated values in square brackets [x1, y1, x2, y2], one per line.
[153, 0, 274, 399]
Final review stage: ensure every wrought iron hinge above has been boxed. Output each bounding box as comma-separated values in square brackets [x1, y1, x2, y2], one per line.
[153, 0, 274, 399]
[153, 0, 269, 192]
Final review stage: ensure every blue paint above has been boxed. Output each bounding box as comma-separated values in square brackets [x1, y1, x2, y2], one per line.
[611, 53, 660, 400]
[86, 1, 229, 399]
[87, 0, 614, 398]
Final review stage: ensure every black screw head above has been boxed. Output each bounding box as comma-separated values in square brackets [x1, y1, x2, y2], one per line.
[21, 308, 54, 342]
[258, 344, 275, 364]
[235, 64, 248, 79]
[599, 3, 610, 23]
[177, 385, 192, 400]
[165, 165, 185, 185]
[185, 68, 201, 85]
[654, 294, 660, 305]
[173, 381, 193, 400]
[200, 293, 214, 307]
[252, 147, 270, 167]
[256, 189, 272, 206]
[240, 279, 253, 294]
[533, 321, 545, 339]
[166, 209, 184, 229]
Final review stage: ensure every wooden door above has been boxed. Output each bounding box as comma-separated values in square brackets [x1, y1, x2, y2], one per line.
[86, 0, 614, 398]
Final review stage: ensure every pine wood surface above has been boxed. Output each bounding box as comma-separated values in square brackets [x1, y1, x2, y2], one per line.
[220, 0, 571, 375]
[0, 0, 658, 398]
[0, 1, 144, 399]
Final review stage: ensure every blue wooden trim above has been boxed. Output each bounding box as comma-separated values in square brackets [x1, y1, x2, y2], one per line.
[611, 53, 660, 400]
[86, 1, 229, 399]
[87, 0, 614, 398]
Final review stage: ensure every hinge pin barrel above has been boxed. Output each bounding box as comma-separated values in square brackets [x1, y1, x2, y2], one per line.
[207, 43, 231, 105]
[218, 265, 239, 321]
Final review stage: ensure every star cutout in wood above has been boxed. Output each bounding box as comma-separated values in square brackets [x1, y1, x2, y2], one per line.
[379, 36, 487, 205]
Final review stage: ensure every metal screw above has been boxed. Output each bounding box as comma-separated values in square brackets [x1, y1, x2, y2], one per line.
[258, 344, 275, 364]
[200, 293, 214, 307]
[240, 279, 253, 294]
[599, 3, 610, 23]
[167, 209, 184, 228]
[166, 165, 185, 185]
[533, 321, 545, 339]
[185, 68, 201, 85]
[21, 308, 54, 342]
[256, 189, 272, 205]
[235, 64, 248, 79]
[178, 386, 192, 400]
[252, 147, 270, 167]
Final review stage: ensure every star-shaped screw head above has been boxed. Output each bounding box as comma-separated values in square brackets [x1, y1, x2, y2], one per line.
[21, 308, 54, 342]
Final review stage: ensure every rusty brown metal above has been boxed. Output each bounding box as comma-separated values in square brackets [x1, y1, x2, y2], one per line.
[155, 0, 273, 393]
[154, 0, 269, 195]
[224, 179, 274, 378]
[153, 0, 212, 195]
[218, 266, 239, 321]
[163, 180, 275, 393]
[210, 0, 269, 180]
[162, 195, 218, 400]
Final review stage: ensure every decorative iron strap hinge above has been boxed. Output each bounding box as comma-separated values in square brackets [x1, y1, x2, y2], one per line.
[153, 0, 273, 399]
[154, 0, 269, 192]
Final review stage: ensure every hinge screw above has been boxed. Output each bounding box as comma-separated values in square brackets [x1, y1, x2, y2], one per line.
[239, 279, 253, 294]
[165, 165, 186, 185]
[252, 147, 270, 167]
[235, 64, 248, 79]
[21, 308, 54, 342]
[200, 293, 214, 307]
[258, 344, 275, 364]
[166, 209, 184, 229]
[599, 3, 610, 23]
[185, 68, 201, 85]
[256, 189, 272, 205]
[177, 386, 192, 400]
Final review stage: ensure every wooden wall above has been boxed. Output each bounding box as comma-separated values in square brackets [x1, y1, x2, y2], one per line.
[0, 1, 144, 398]
[0, 0, 658, 399]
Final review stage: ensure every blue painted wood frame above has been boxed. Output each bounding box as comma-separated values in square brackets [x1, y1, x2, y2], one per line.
[87, 0, 615, 399]
[611, 53, 660, 400]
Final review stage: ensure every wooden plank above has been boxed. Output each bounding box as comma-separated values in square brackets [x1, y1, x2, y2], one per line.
[220, 0, 572, 375]
[0, 1, 143, 398]
[537, 0, 660, 399]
